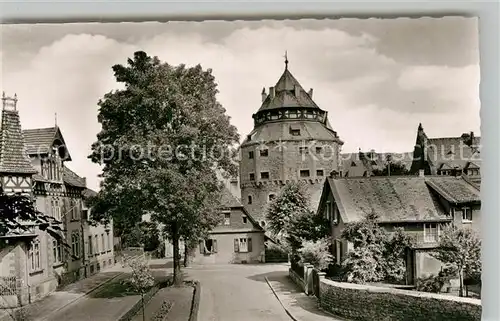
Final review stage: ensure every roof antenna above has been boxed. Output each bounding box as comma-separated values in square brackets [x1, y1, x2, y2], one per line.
[284, 50, 289, 70]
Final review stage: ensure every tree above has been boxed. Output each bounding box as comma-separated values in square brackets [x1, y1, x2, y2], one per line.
[372, 160, 409, 176]
[123, 255, 155, 321]
[298, 238, 333, 270]
[431, 224, 481, 297]
[141, 221, 161, 252]
[382, 227, 413, 283]
[340, 212, 411, 284]
[265, 182, 311, 253]
[0, 190, 74, 258]
[88, 51, 239, 285]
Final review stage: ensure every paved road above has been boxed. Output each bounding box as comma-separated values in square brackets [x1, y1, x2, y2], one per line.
[186, 263, 292, 321]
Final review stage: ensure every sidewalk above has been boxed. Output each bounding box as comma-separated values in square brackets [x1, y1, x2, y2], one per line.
[265, 272, 345, 321]
[23, 265, 126, 321]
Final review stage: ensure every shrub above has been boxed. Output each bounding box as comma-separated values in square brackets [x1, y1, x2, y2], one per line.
[298, 238, 333, 271]
[150, 300, 173, 321]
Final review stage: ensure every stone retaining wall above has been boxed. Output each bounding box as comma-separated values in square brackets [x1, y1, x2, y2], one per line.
[319, 278, 482, 321]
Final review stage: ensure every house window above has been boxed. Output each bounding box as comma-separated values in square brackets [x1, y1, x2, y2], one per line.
[300, 170, 310, 178]
[223, 212, 231, 225]
[260, 172, 270, 180]
[299, 147, 309, 154]
[332, 205, 338, 223]
[248, 151, 254, 159]
[249, 173, 255, 181]
[88, 235, 93, 255]
[248, 195, 253, 204]
[200, 239, 218, 254]
[242, 216, 248, 224]
[268, 194, 276, 202]
[316, 146, 323, 154]
[234, 238, 253, 253]
[325, 202, 331, 221]
[316, 169, 324, 177]
[71, 199, 79, 220]
[71, 232, 80, 259]
[101, 233, 105, 253]
[94, 234, 98, 255]
[288, 110, 299, 119]
[82, 209, 89, 220]
[290, 128, 301, 136]
[260, 149, 268, 157]
[54, 199, 61, 221]
[29, 240, 41, 271]
[462, 208, 473, 222]
[335, 239, 342, 265]
[423, 223, 439, 243]
[53, 239, 63, 264]
[108, 233, 113, 251]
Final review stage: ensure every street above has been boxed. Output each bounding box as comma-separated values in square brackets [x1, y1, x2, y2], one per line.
[185, 263, 292, 321]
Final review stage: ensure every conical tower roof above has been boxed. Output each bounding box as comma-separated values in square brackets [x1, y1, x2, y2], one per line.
[258, 67, 320, 112]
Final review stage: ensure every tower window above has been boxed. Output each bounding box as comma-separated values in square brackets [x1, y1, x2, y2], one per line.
[260, 172, 270, 180]
[299, 147, 309, 154]
[248, 195, 253, 204]
[260, 149, 268, 157]
[268, 194, 276, 202]
[242, 216, 248, 224]
[316, 169, 324, 177]
[249, 173, 255, 181]
[290, 129, 301, 136]
[316, 146, 323, 154]
[248, 151, 254, 159]
[300, 170, 310, 178]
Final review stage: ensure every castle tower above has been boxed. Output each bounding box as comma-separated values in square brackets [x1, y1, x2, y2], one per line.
[239, 57, 344, 226]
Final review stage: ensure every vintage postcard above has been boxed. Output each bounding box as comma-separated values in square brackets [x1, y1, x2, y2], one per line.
[0, 17, 481, 321]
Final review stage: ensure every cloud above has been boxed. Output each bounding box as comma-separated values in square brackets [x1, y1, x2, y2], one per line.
[0, 20, 480, 190]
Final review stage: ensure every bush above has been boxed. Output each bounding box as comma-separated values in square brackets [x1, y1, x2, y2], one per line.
[150, 300, 173, 321]
[416, 265, 456, 293]
[298, 238, 333, 271]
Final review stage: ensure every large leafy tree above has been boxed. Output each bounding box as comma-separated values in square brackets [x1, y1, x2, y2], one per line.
[88, 51, 239, 285]
[431, 224, 481, 297]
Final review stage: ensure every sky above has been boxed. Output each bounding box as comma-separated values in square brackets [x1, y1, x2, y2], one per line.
[0, 17, 480, 191]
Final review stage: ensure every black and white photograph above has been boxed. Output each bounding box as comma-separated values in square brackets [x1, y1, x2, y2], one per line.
[0, 15, 483, 321]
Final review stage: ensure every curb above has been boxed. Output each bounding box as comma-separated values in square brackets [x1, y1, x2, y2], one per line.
[188, 281, 201, 321]
[264, 276, 300, 321]
[36, 271, 124, 321]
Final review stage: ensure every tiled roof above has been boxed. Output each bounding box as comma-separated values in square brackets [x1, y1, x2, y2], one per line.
[426, 136, 481, 171]
[62, 165, 86, 188]
[340, 152, 413, 178]
[22, 127, 58, 155]
[327, 176, 451, 223]
[0, 109, 37, 174]
[22, 126, 72, 161]
[242, 120, 341, 145]
[425, 176, 480, 204]
[258, 69, 320, 112]
[220, 187, 243, 208]
[82, 188, 98, 199]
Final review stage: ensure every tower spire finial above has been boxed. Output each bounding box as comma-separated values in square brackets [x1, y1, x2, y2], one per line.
[284, 50, 288, 70]
[55, 112, 58, 127]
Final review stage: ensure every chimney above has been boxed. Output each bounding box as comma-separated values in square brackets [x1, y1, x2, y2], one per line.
[269, 87, 275, 99]
[261, 87, 267, 102]
[308, 88, 313, 98]
[294, 85, 300, 97]
[82, 177, 87, 186]
[419, 169, 425, 177]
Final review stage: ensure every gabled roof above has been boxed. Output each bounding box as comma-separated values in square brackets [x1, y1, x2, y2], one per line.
[22, 126, 72, 161]
[62, 165, 86, 188]
[425, 176, 480, 204]
[0, 109, 37, 174]
[82, 188, 97, 199]
[324, 176, 452, 224]
[219, 187, 263, 231]
[258, 68, 320, 112]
